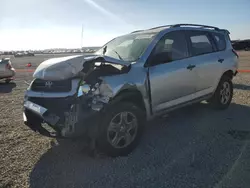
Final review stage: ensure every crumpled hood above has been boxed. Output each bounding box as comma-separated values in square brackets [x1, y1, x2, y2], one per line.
[33, 54, 130, 81]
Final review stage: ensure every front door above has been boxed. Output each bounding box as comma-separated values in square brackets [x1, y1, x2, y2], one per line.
[147, 30, 197, 113]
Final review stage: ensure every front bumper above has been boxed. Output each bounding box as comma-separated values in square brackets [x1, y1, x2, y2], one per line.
[23, 109, 60, 138]
[23, 98, 101, 138]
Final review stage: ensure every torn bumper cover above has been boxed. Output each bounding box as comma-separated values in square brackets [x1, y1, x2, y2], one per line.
[23, 98, 101, 138]
[23, 101, 62, 138]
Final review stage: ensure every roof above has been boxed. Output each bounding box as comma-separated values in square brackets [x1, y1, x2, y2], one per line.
[130, 24, 223, 34]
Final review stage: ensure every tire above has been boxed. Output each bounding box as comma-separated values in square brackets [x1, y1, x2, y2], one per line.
[97, 102, 145, 157]
[209, 76, 233, 110]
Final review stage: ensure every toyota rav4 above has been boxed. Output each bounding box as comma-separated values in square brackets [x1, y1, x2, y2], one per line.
[23, 24, 239, 157]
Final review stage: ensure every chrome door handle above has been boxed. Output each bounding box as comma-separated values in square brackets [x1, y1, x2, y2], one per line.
[187, 64, 196, 70]
[218, 59, 224, 63]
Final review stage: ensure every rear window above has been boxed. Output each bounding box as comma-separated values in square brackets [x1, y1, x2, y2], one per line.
[187, 31, 214, 56]
[211, 32, 226, 51]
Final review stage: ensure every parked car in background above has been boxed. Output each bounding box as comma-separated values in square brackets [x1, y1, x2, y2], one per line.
[14, 52, 24, 57]
[3, 51, 14, 55]
[23, 24, 238, 157]
[0, 58, 16, 83]
[25, 52, 35, 56]
[14, 51, 35, 57]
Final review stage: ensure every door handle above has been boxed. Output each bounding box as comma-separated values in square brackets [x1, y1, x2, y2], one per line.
[218, 59, 224, 63]
[187, 64, 196, 70]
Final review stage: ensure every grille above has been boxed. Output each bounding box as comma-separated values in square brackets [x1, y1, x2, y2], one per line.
[31, 79, 72, 92]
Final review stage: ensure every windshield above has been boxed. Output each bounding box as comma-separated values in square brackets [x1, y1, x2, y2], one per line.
[95, 33, 156, 62]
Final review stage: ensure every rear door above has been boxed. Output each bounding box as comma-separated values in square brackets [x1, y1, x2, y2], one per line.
[185, 30, 222, 94]
[210, 31, 237, 73]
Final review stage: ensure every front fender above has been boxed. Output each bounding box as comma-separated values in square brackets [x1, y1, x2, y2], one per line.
[99, 67, 152, 119]
[111, 86, 151, 119]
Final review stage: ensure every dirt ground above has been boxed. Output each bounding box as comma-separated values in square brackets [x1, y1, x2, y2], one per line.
[0, 52, 250, 188]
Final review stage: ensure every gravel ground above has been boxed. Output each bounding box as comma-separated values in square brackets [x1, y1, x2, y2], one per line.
[0, 53, 250, 188]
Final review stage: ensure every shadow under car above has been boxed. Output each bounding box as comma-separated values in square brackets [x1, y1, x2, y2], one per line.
[29, 102, 250, 188]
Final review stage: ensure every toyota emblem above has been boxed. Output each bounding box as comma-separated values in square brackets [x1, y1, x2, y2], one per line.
[45, 81, 53, 88]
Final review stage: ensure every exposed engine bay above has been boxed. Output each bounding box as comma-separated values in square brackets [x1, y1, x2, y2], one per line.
[78, 59, 130, 109]
[83, 61, 129, 85]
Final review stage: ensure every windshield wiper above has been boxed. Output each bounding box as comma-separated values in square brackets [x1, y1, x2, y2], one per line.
[111, 50, 123, 60]
[102, 46, 123, 60]
[103, 46, 107, 55]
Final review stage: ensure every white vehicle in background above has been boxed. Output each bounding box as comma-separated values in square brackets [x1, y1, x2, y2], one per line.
[0, 58, 16, 83]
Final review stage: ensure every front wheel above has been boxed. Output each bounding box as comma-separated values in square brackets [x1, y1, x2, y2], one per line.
[209, 76, 233, 109]
[97, 102, 145, 157]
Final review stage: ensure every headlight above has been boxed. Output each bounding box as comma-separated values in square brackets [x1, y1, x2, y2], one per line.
[77, 84, 90, 97]
[82, 84, 90, 93]
[77, 86, 83, 97]
[77, 80, 113, 104]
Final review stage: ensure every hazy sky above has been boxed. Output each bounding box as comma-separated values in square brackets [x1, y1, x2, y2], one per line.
[0, 0, 249, 50]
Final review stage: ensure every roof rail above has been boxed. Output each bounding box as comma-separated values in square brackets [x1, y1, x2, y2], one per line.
[219, 29, 230, 34]
[148, 25, 173, 30]
[131, 25, 172, 33]
[130, 30, 144, 33]
[172, 24, 219, 30]
[130, 24, 221, 34]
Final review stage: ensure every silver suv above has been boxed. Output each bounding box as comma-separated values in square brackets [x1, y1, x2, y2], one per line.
[23, 24, 238, 156]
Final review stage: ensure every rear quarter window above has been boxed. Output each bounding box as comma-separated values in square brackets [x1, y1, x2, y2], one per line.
[211, 32, 226, 51]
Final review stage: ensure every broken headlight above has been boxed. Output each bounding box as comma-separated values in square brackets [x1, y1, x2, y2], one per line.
[77, 82, 90, 97]
[77, 80, 113, 111]
[92, 82, 114, 111]
[82, 84, 91, 93]
[92, 82, 113, 101]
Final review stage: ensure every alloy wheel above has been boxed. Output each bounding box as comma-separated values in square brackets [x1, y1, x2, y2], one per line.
[220, 82, 231, 104]
[107, 111, 138, 149]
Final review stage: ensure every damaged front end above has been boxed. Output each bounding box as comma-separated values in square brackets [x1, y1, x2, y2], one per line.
[23, 55, 130, 138]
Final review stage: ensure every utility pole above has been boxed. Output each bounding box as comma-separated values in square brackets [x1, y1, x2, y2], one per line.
[81, 24, 84, 49]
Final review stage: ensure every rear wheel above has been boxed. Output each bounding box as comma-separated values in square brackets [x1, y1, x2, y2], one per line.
[209, 76, 233, 109]
[97, 102, 145, 157]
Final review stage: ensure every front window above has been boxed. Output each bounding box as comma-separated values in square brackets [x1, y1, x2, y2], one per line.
[95, 33, 157, 62]
[151, 31, 188, 64]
